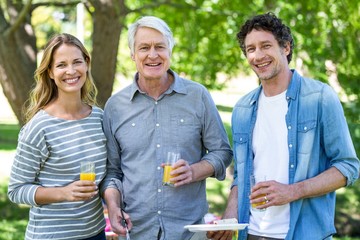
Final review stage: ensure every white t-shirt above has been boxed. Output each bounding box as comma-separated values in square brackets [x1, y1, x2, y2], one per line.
[249, 90, 290, 238]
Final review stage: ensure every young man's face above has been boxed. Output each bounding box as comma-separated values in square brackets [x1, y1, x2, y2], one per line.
[244, 29, 290, 82]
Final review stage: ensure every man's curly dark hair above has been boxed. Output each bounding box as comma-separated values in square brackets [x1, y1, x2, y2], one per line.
[237, 12, 294, 64]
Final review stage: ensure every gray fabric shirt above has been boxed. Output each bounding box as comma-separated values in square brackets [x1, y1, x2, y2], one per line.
[8, 106, 107, 239]
[101, 69, 232, 240]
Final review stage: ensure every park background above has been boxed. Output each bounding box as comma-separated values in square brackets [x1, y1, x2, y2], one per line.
[0, 0, 359, 239]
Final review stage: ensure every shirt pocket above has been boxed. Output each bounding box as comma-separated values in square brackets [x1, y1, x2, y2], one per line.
[297, 120, 317, 154]
[117, 118, 151, 151]
[169, 114, 201, 147]
[233, 133, 249, 164]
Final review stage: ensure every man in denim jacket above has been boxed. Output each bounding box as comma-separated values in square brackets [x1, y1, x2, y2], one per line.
[208, 12, 359, 240]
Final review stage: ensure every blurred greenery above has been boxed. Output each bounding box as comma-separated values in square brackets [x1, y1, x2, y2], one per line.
[1, 1, 360, 137]
[0, 180, 29, 240]
[0, 124, 19, 150]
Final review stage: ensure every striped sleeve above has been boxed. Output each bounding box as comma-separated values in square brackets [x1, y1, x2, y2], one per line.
[8, 116, 50, 206]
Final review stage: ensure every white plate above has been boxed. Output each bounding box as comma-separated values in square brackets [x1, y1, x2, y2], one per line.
[184, 223, 249, 232]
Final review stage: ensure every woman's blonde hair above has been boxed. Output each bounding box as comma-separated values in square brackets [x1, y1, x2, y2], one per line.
[24, 33, 97, 123]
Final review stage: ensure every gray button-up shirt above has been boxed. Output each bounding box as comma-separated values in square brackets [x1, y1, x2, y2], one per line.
[101, 69, 232, 240]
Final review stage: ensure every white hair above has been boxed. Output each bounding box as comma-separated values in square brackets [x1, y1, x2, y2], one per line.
[128, 16, 176, 55]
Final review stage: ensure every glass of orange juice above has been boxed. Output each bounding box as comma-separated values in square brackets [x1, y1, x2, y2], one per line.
[162, 152, 180, 187]
[80, 161, 96, 181]
[250, 174, 267, 211]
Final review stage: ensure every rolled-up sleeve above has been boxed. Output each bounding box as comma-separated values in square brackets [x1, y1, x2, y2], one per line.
[321, 85, 359, 186]
[201, 89, 233, 180]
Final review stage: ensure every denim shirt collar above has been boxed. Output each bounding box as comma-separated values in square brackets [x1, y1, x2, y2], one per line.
[129, 69, 187, 101]
[249, 69, 301, 105]
[286, 69, 301, 101]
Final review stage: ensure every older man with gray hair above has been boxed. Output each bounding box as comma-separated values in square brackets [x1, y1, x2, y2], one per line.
[101, 16, 232, 240]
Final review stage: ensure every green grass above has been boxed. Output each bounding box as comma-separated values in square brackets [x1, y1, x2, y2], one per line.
[0, 180, 29, 240]
[0, 124, 20, 150]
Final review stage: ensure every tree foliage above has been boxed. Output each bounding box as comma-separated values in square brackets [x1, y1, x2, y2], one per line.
[0, 0, 359, 156]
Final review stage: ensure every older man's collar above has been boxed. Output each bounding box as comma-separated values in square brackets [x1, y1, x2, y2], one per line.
[165, 69, 187, 95]
[129, 69, 187, 101]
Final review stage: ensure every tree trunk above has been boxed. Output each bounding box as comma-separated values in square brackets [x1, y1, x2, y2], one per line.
[0, 3, 37, 126]
[89, 0, 127, 107]
[0, 0, 128, 124]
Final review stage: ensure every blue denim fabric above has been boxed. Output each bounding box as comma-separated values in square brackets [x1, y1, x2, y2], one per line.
[231, 70, 359, 240]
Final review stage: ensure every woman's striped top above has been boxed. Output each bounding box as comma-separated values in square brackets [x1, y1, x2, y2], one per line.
[8, 106, 107, 239]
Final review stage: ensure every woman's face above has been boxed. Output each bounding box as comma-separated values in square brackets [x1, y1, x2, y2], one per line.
[48, 44, 88, 97]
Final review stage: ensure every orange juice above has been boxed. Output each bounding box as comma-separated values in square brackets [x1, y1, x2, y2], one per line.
[80, 172, 96, 181]
[163, 164, 174, 186]
[251, 194, 266, 208]
[233, 230, 238, 240]
[162, 164, 179, 186]
[163, 152, 180, 186]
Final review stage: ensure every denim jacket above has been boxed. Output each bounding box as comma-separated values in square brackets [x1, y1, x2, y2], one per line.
[231, 70, 359, 240]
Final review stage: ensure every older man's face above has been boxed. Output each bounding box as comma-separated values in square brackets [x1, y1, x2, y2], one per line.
[132, 27, 171, 82]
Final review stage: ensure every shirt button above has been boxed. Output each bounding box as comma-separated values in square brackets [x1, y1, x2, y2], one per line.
[157, 144, 161, 148]
[158, 211, 161, 214]
[131, 123, 136, 127]
[290, 164, 294, 168]
[157, 166, 161, 170]
[289, 144, 293, 148]
[155, 101, 158, 105]
[156, 123, 160, 127]
[288, 126, 291, 130]
[180, 119, 184, 123]
[304, 127, 307, 130]
[158, 189, 161, 192]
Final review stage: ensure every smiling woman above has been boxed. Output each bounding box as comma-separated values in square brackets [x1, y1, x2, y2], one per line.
[7, 33, 108, 240]
[23, 33, 98, 123]
[48, 44, 88, 95]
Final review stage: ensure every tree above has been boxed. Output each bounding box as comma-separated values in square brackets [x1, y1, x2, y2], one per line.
[0, 0, 126, 125]
[0, 1, 359, 146]
[0, 0, 37, 125]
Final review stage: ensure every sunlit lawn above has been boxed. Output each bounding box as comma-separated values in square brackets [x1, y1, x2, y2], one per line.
[0, 179, 29, 240]
[0, 123, 18, 150]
